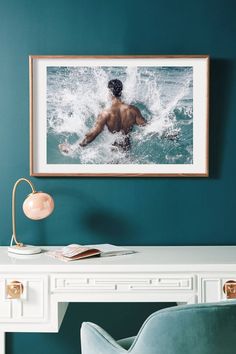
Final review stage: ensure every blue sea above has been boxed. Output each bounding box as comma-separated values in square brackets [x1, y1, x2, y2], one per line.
[47, 66, 193, 164]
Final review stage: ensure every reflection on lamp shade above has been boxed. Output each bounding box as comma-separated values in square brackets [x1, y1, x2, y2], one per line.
[22, 192, 54, 220]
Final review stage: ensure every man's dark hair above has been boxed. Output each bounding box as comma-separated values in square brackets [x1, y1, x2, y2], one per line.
[108, 79, 123, 98]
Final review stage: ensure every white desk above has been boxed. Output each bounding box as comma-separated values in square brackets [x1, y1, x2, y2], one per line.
[1, 245, 236, 354]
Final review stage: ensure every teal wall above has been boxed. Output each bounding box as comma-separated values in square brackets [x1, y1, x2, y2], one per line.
[1, 0, 236, 353]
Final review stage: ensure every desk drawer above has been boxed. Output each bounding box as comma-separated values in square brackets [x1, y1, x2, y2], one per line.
[51, 273, 194, 293]
[200, 274, 236, 303]
[0, 274, 48, 323]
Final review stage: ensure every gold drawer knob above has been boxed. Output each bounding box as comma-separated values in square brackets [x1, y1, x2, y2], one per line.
[6, 281, 24, 299]
[223, 280, 236, 299]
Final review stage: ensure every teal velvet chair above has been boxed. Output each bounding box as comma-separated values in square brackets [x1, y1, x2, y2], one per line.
[81, 301, 236, 354]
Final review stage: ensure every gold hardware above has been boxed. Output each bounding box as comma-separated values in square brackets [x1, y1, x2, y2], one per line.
[223, 280, 236, 299]
[6, 281, 24, 299]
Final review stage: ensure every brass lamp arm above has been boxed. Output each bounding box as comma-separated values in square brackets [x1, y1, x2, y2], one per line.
[11, 178, 36, 247]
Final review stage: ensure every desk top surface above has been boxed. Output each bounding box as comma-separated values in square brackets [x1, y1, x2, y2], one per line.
[1, 246, 236, 272]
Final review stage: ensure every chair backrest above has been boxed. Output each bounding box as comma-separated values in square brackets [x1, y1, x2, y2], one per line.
[131, 301, 236, 354]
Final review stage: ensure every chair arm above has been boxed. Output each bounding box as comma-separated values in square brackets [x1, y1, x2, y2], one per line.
[81, 322, 127, 354]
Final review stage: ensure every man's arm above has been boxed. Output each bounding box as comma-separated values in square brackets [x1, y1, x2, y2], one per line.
[133, 106, 146, 126]
[80, 112, 107, 147]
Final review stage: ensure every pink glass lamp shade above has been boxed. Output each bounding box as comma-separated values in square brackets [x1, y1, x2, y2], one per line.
[23, 192, 54, 220]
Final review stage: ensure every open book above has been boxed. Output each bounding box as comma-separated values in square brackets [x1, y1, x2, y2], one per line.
[47, 244, 135, 262]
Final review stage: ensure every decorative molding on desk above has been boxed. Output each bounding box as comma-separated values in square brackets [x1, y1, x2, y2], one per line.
[51, 273, 194, 293]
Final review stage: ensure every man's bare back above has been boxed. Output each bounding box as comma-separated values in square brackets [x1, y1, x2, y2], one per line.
[79, 98, 146, 148]
[59, 79, 146, 155]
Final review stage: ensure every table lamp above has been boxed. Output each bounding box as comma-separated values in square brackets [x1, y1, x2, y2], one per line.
[8, 177, 54, 255]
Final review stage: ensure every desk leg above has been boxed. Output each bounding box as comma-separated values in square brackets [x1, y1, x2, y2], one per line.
[0, 332, 5, 354]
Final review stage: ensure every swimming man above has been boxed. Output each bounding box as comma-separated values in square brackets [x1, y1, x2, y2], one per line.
[79, 79, 146, 151]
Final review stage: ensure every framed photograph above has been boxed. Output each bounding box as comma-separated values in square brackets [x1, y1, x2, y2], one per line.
[30, 55, 209, 177]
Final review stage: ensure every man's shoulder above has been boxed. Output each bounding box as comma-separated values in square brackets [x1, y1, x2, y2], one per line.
[119, 102, 136, 110]
[127, 104, 141, 113]
[99, 109, 110, 119]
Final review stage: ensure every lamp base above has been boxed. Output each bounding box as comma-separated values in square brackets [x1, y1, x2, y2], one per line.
[8, 245, 42, 255]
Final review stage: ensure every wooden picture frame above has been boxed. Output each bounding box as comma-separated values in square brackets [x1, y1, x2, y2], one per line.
[30, 55, 209, 177]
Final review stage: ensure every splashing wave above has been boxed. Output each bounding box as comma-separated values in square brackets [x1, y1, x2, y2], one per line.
[47, 66, 193, 164]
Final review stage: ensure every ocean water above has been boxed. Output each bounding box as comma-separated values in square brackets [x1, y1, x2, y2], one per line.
[47, 66, 193, 164]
